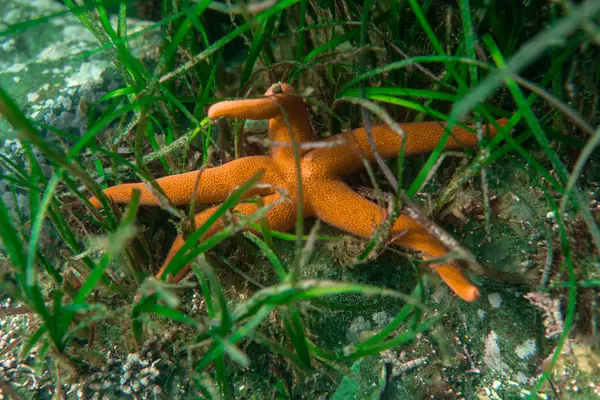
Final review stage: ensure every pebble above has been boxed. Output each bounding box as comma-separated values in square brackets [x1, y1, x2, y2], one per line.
[488, 293, 503, 308]
[515, 339, 537, 360]
[477, 309, 487, 320]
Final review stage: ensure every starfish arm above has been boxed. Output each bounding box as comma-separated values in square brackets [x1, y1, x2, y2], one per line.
[208, 98, 282, 120]
[390, 218, 480, 302]
[306, 118, 509, 176]
[208, 83, 316, 158]
[157, 193, 297, 282]
[308, 179, 479, 301]
[89, 156, 275, 208]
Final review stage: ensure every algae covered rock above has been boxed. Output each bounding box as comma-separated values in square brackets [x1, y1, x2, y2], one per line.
[0, 0, 160, 224]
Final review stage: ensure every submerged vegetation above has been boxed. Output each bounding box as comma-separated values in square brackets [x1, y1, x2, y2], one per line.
[0, 0, 599, 398]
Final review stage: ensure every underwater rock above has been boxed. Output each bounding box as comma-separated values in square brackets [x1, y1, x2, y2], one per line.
[515, 338, 537, 360]
[487, 292, 503, 309]
[0, 0, 161, 251]
[0, 0, 160, 137]
[0, 298, 45, 397]
[346, 316, 372, 343]
[483, 330, 510, 375]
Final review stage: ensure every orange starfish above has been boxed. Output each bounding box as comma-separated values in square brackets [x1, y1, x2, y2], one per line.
[90, 83, 508, 301]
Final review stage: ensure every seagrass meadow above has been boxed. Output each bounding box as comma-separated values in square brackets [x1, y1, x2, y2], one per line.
[0, 0, 599, 398]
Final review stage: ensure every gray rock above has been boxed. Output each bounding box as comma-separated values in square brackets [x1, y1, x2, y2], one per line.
[1, 0, 159, 136]
[0, 0, 161, 253]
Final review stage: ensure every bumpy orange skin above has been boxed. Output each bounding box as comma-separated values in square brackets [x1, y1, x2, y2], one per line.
[90, 83, 508, 302]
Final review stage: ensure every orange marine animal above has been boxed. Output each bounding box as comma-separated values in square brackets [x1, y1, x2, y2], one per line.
[90, 83, 508, 301]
